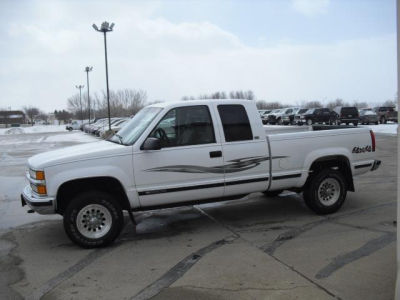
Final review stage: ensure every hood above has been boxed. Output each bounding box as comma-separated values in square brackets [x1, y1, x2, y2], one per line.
[28, 140, 128, 169]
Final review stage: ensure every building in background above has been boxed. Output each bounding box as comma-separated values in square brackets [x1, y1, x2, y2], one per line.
[0, 110, 25, 126]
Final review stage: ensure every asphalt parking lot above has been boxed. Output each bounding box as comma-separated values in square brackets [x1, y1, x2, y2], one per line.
[0, 130, 397, 300]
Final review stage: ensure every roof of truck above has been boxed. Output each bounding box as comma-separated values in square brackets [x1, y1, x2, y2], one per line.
[148, 99, 253, 109]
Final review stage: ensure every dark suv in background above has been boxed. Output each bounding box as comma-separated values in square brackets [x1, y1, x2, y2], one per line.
[334, 106, 359, 126]
[373, 107, 398, 124]
[299, 108, 338, 125]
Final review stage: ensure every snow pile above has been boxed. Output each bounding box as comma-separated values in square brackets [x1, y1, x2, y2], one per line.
[0, 125, 67, 135]
[366, 124, 397, 135]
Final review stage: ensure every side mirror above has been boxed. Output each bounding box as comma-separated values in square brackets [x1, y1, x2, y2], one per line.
[141, 137, 161, 150]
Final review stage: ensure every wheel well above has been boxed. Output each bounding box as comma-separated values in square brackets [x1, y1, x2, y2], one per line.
[306, 155, 354, 192]
[56, 177, 130, 214]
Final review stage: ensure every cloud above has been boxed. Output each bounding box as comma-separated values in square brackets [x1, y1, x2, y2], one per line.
[0, 0, 396, 112]
[291, 0, 330, 16]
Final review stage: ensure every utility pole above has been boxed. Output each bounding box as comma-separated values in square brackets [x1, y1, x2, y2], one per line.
[76, 85, 85, 125]
[85, 66, 93, 124]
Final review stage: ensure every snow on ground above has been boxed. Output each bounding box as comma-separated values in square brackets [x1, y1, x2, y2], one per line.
[0, 125, 67, 135]
[46, 132, 98, 143]
[365, 123, 398, 135]
[0, 131, 97, 145]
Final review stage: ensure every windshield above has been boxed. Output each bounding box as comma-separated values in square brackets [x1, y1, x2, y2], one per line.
[298, 108, 308, 114]
[306, 109, 315, 114]
[108, 107, 163, 145]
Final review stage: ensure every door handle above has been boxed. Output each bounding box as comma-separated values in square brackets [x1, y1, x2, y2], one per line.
[209, 151, 222, 158]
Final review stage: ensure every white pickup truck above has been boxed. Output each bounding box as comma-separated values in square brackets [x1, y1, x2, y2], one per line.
[21, 100, 381, 248]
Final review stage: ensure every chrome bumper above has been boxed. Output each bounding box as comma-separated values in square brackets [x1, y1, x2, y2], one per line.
[21, 185, 55, 214]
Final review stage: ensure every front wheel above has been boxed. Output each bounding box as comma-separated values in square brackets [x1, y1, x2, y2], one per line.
[303, 169, 347, 215]
[63, 191, 124, 248]
[306, 119, 313, 126]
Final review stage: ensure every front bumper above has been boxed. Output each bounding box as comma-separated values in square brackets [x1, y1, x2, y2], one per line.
[21, 185, 55, 214]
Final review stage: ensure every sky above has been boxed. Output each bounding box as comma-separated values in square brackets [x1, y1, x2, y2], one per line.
[0, 0, 397, 112]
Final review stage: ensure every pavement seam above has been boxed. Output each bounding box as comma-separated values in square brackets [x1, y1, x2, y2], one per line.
[26, 246, 116, 300]
[130, 235, 238, 300]
[195, 206, 341, 299]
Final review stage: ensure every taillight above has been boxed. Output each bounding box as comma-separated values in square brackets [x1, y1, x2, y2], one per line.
[370, 130, 376, 152]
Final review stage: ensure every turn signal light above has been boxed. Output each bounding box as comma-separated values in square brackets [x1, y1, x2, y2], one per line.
[37, 185, 47, 195]
[36, 171, 45, 180]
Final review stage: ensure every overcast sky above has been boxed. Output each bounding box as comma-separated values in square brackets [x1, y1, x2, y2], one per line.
[0, 0, 396, 112]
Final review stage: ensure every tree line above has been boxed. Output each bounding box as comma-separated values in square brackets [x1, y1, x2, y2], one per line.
[18, 89, 397, 125]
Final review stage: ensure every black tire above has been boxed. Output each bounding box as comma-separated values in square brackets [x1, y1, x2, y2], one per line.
[63, 191, 124, 248]
[303, 169, 347, 215]
[375, 121, 379, 125]
[263, 190, 283, 197]
[354, 122, 358, 126]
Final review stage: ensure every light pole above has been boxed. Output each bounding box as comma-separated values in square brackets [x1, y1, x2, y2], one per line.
[85, 66, 93, 124]
[76, 85, 85, 125]
[93, 21, 114, 131]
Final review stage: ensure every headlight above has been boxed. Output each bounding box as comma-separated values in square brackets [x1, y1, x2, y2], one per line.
[29, 169, 45, 180]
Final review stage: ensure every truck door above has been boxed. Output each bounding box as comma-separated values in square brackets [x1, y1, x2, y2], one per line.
[133, 105, 225, 207]
[215, 104, 270, 197]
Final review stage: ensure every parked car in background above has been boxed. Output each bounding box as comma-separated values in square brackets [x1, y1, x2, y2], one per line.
[298, 108, 337, 125]
[293, 108, 309, 125]
[359, 110, 379, 125]
[99, 118, 130, 138]
[334, 106, 359, 126]
[373, 107, 398, 124]
[281, 107, 301, 125]
[266, 109, 283, 125]
[66, 121, 81, 131]
[260, 110, 272, 124]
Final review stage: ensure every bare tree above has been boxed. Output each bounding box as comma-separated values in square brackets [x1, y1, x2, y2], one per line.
[326, 98, 350, 110]
[382, 100, 396, 107]
[303, 101, 323, 109]
[23, 106, 40, 126]
[352, 101, 368, 109]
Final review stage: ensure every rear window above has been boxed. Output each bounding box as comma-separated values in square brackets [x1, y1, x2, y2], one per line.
[341, 107, 358, 115]
[218, 105, 253, 142]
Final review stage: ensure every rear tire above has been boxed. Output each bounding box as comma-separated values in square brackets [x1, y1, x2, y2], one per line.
[303, 169, 347, 215]
[63, 191, 124, 248]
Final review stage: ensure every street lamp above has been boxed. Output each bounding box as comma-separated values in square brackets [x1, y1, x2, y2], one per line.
[93, 21, 115, 131]
[75, 85, 85, 125]
[84, 66, 93, 124]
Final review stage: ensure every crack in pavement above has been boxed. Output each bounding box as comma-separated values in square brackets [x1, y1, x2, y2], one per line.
[262, 201, 396, 255]
[26, 246, 116, 300]
[173, 284, 311, 292]
[131, 236, 238, 300]
[315, 232, 396, 279]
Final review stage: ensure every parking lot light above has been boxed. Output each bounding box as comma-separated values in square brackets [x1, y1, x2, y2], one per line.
[75, 85, 85, 125]
[85, 66, 93, 124]
[93, 21, 115, 131]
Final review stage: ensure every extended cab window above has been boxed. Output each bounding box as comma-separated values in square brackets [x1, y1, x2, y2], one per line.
[218, 105, 253, 142]
[149, 105, 215, 148]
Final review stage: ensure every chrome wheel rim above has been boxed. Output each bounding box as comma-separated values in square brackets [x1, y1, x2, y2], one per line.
[318, 178, 340, 206]
[76, 204, 112, 239]
[307, 119, 312, 125]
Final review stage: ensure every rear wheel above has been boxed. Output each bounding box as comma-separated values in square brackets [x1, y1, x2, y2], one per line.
[63, 191, 124, 248]
[303, 169, 347, 215]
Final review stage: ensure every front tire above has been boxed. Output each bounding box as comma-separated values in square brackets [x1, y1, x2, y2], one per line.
[63, 191, 124, 248]
[303, 169, 347, 215]
[306, 119, 313, 126]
